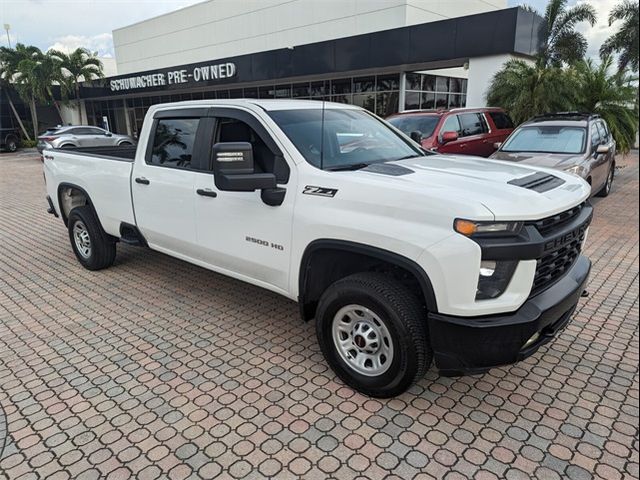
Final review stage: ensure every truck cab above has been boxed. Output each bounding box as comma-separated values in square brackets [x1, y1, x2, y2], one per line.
[44, 100, 592, 397]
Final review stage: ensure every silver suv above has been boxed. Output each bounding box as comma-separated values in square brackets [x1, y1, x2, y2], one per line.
[37, 126, 136, 153]
[491, 113, 616, 197]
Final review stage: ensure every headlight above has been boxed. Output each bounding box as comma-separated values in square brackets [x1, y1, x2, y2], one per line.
[476, 260, 518, 300]
[454, 219, 523, 237]
[564, 165, 583, 176]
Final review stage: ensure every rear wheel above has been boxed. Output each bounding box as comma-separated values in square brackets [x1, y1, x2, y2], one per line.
[68, 206, 116, 270]
[315, 272, 431, 397]
[596, 165, 614, 197]
[5, 138, 17, 152]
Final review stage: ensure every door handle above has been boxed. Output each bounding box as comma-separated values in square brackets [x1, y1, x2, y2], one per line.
[196, 188, 217, 198]
[135, 177, 150, 185]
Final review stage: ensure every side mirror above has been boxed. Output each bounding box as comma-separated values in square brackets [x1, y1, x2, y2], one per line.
[410, 131, 423, 143]
[493, 142, 502, 150]
[441, 131, 458, 143]
[596, 144, 609, 154]
[212, 142, 277, 192]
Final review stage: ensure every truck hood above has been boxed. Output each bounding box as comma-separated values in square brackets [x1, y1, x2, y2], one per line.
[490, 150, 584, 170]
[351, 154, 590, 220]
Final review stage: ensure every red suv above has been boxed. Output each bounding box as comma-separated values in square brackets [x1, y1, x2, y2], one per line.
[387, 108, 515, 157]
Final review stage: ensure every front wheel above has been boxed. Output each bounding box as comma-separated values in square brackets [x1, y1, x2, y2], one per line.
[315, 272, 431, 398]
[596, 165, 614, 197]
[68, 206, 116, 270]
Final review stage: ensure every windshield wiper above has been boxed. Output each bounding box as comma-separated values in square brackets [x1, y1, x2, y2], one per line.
[326, 162, 371, 171]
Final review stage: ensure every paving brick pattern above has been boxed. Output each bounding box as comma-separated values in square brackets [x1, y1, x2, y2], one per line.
[0, 151, 638, 480]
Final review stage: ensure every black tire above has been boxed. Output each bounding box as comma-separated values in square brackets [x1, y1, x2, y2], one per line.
[315, 272, 431, 398]
[61, 144, 75, 149]
[596, 164, 614, 197]
[67, 206, 116, 270]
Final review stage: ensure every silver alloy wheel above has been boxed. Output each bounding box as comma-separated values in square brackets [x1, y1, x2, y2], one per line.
[331, 304, 394, 377]
[73, 221, 92, 258]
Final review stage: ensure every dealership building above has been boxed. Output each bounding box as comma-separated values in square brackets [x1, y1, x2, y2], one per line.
[77, 0, 541, 136]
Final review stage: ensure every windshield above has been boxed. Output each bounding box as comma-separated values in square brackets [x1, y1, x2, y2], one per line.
[501, 126, 586, 154]
[387, 115, 440, 139]
[268, 108, 424, 170]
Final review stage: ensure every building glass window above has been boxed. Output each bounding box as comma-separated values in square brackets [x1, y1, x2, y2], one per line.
[275, 84, 291, 98]
[376, 92, 399, 117]
[292, 82, 310, 97]
[421, 92, 435, 110]
[353, 76, 375, 93]
[435, 93, 448, 108]
[448, 94, 463, 108]
[435, 76, 449, 92]
[405, 73, 421, 90]
[352, 93, 376, 111]
[310, 81, 326, 97]
[422, 75, 436, 92]
[331, 78, 351, 95]
[377, 74, 399, 92]
[404, 92, 420, 110]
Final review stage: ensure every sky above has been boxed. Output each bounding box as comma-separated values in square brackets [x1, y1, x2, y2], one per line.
[0, 0, 620, 62]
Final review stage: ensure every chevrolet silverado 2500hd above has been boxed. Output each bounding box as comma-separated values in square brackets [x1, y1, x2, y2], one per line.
[43, 100, 592, 397]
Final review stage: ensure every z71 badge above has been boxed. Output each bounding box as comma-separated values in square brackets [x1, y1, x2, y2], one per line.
[303, 186, 338, 197]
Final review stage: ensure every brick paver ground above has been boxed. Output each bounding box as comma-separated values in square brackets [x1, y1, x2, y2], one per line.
[0, 150, 638, 480]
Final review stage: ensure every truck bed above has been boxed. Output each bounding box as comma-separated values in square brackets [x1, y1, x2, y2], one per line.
[44, 147, 136, 237]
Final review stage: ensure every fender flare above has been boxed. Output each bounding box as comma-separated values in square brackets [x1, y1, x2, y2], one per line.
[56, 182, 98, 226]
[298, 239, 439, 318]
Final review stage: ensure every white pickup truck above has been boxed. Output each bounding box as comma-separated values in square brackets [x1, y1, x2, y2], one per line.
[44, 100, 592, 397]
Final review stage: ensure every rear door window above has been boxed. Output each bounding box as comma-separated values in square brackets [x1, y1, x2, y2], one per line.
[488, 111, 514, 130]
[458, 113, 487, 137]
[149, 118, 200, 169]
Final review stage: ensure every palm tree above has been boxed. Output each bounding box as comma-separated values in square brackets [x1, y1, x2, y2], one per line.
[487, 1, 598, 122]
[528, 0, 597, 67]
[600, 0, 639, 73]
[574, 56, 639, 153]
[49, 48, 103, 125]
[0, 43, 53, 139]
[486, 60, 577, 124]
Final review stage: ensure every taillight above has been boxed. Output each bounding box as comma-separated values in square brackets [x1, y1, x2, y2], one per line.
[40, 136, 56, 142]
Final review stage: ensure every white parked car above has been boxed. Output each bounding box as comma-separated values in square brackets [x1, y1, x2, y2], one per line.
[43, 100, 592, 397]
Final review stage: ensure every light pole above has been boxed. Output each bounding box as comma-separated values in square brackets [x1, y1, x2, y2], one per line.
[3, 24, 10, 48]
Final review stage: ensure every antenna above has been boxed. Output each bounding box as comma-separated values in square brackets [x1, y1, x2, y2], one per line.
[320, 98, 325, 170]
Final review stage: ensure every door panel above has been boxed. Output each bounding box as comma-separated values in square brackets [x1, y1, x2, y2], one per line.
[589, 123, 608, 190]
[132, 165, 200, 257]
[194, 112, 295, 292]
[131, 116, 203, 258]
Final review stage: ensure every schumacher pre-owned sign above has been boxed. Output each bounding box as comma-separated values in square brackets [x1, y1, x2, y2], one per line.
[110, 62, 237, 92]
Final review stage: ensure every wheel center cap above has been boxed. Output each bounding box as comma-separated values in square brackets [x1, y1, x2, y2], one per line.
[354, 335, 366, 348]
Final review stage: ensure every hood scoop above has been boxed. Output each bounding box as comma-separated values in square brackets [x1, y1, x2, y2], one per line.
[362, 163, 414, 176]
[508, 171, 565, 193]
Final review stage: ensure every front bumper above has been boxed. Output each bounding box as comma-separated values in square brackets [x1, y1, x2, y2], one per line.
[428, 254, 591, 376]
